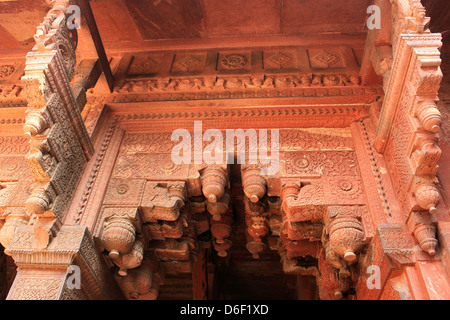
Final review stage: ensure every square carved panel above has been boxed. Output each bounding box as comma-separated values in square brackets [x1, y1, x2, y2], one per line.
[308, 48, 345, 69]
[263, 50, 298, 70]
[217, 52, 251, 72]
[127, 54, 164, 76]
[171, 52, 207, 74]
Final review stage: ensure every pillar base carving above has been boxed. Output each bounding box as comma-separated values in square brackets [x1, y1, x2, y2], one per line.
[5, 225, 123, 300]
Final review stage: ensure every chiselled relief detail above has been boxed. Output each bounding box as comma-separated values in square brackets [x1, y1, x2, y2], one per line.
[219, 53, 250, 70]
[281, 151, 359, 177]
[310, 51, 342, 68]
[12, 0, 94, 252]
[263, 50, 297, 70]
[0, 65, 15, 79]
[127, 55, 162, 76]
[113, 154, 188, 180]
[172, 53, 206, 73]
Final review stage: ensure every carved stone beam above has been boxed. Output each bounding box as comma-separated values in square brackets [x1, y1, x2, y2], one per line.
[5, 225, 123, 300]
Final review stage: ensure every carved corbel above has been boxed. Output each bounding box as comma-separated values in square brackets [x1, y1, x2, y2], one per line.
[210, 212, 233, 245]
[322, 230, 351, 278]
[206, 192, 230, 221]
[281, 180, 326, 223]
[200, 166, 228, 203]
[213, 238, 232, 258]
[408, 211, 438, 256]
[371, 45, 393, 77]
[318, 249, 352, 300]
[25, 183, 56, 216]
[406, 0, 431, 33]
[410, 132, 441, 176]
[415, 100, 442, 133]
[412, 180, 440, 214]
[23, 109, 50, 137]
[140, 182, 186, 222]
[242, 167, 267, 203]
[100, 207, 142, 263]
[414, 223, 438, 256]
[113, 240, 144, 277]
[246, 233, 266, 260]
[328, 215, 365, 263]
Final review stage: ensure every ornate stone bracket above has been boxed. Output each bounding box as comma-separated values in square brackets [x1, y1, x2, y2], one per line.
[141, 182, 187, 222]
[100, 207, 144, 276]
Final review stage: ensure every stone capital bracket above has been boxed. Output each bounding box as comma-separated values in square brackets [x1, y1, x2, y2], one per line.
[5, 225, 123, 300]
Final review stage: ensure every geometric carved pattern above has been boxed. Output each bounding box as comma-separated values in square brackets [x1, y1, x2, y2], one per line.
[309, 49, 344, 68]
[263, 50, 297, 69]
[172, 53, 206, 73]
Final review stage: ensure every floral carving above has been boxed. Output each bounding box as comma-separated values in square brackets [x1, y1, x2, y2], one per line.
[0, 65, 14, 79]
[221, 54, 248, 70]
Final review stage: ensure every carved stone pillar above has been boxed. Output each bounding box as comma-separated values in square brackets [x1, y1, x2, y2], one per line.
[370, 2, 445, 264]
[19, 0, 95, 249]
[5, 225, 123, 300]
